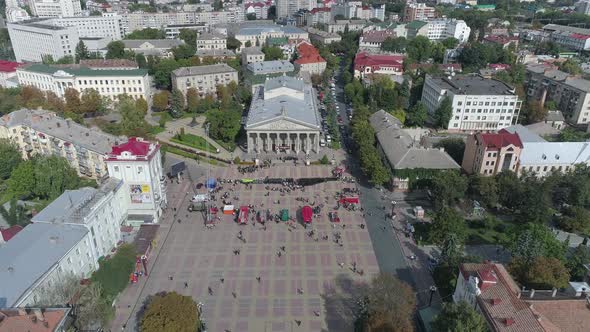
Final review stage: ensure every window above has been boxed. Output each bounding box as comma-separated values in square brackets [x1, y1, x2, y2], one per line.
[543, 166, 548, 171]
[485, 102, 489, 106]
[466, 101, 471, 106]
[456, 108, 461, 113]
[138, 166, 143, 173]
[76, 248, 80, 255]
[67, 257, 72, 264]
[458, 101, 463, 106]
[114, 166, 119, 172]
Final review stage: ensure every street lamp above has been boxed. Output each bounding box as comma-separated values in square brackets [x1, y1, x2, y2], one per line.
[391, 200, 397, 219]
[429, 285, 438, 306]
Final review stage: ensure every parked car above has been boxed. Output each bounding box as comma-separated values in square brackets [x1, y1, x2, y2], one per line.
[320, 138, 326, 147]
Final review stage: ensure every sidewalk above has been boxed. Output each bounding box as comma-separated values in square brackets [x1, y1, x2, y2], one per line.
[110, 179, 192, 332]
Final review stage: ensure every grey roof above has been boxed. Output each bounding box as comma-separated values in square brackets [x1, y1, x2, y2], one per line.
[564, 77, 590, 92]
[198, 32, 226, 40]
[32, 178, 122, 225]
[122, 39, 184, 49]
[247, 60, 294, 75]
[245, 76, 320, 129]
[195, 49, 236, 57]
[0, 109, 125, 154]
[543, 24, 590, 35]
[546, 110, 565, 122]
[172, 63, 237, 77]
[503, 124, 546, 142]
[237, 24, 283, 36]
[369, 110, 460, 170]
[242, 46, 264, 55]
[0, 223, 88, 307]
[427, 74, 516, 96]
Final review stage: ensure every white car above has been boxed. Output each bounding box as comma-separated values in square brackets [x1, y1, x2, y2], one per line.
[320, 138, 326, 147]
[326, 135, 332, 143]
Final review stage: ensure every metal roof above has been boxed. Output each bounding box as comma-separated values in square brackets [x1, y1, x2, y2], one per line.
[122, 39, 184, 49]
[0, 223, 88, 307]
[20, 64, 148, 77]
[246, 60, 294, 75]
[172, 63, 237, 77]
[427, 74, 516, 96]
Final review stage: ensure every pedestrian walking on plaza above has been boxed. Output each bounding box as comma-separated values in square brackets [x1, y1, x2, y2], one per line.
[208, 287, 213, 295]
[295, 320, 301, 326]
[232, 291, 237, 299]
[220, 278, 225, 284]
[169, 275, 173, 281]
[256, 276, 261, 283]
[184, 282, 188, 288]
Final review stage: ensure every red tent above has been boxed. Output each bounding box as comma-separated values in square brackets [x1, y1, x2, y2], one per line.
[339, 196, 359, 204]
[238, 206, 249, 224]
[302, 206, 313, 224]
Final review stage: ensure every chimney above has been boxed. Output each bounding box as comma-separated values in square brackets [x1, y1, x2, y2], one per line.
[33, 309, 45, 322]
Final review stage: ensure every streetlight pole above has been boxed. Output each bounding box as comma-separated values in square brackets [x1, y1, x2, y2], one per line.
[391, 200, 396, 219]
[429, 285, 437, 306]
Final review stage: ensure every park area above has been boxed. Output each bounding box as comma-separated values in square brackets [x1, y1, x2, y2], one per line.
[170, 133, 218, 154]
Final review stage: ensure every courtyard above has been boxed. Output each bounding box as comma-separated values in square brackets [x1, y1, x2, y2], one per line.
[116, 164, 380, 332]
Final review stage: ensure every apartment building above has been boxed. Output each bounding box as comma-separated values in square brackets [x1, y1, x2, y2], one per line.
[576, 0, 590, 15]
[7, 21, 79, 62]
[164, 23, 207, 39]
[421, 74, 522, 131]
[17, 63, 150, 101]
[241, 46, 265, 64]
[462, 131, 523, 176]
[543, 24, 590, 52]
[354, 52, 405, 80]
[121, 39, 183, 58]
[171, 63, 239, 97]
[294, 41, 326, 75]
[121, 10, 243, 34]
[307, 7, 332, 25]
[234, 24, 308, 52]
[245, 1, 271, 19]
[324, 19, 368, 34]
[0, 109, 123, 179]
[403, 2, 436, 22]
[48, 14, 123, 40]
[276, 0, 313, 18]
[407, 19, 471, 43]
[30, 0, 82, 18]
[526, 63, 590, 125]
[306, 27, 341, 45]
[359, 29, 395, 50]
[197, 32, 227, 50]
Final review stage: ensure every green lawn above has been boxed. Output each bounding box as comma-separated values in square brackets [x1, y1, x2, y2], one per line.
[413, 215, 517, 246]
[171, 133, 218, 153]
[213, 139, 236, 152]
[162, 145, 223, 166]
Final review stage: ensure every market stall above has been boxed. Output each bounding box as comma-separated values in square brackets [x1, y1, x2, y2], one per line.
[302, 206, 313, 224]
[238, 206, 249, 224]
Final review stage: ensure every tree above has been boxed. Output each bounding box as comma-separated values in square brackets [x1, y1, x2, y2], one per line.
[172, 44, 196, 60]
[441, 37, 459, 49]
[522, 100, 547, 124]
[33, 155, 82, 200]
[6, 160, 36, 199]
[359, 273, 415, 332]
[433, 137, 465, 164]
[80, 89, 106, 115]
[32, 273, 81, 306]
[106, 41, 126, 59]
[434, 97, 452, 128]
[432, 301, 487, 332]
[45, 91, 65, 112]
[440, 233, 462, 266]
[141, 291, 200, 332]
[567, 244, 590, 281]
[468, 175, 499, 207]
[73, 283, 113, 330]
[186, 88, 200, 113]
[125, 28, 165, 40]
[226, 36, 241, 50]
[407, 36, 432, 62]
[559, 59, 582, 75]
[0, 139, 22, 179]
[170, 88, 185, 116]
[17, 86, 46, 109]
[246, 13, 257, 20]
[381, 36, 407, 53]
[153, 59, 181, 89]
[245, 40, 252, 48]
[136, 97, 148, 114]
[135, 53, 147, 68]
[0, 198, 29, 227]
[206, 107, 242, 143]
[430, 171, 468, 210]
[64, 88, 81, 114]
[511, 256, 570, 289]
[152, 91, 170, 112]
[118, 97, 149, 136]
[262, 46, 283, 60]
[75, 40, 89, 62]
[509, 223, 566, 263]
[558, 206, 590, 234]
[406, 102, 428, 127]
[429, 207, 467, 246]
[178, 29, 198, 46]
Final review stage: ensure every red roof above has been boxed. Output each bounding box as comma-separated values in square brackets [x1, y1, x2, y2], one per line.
[570, 33, 590, 40]
[489, 63, 511, 71]
[354, 52, 404, 72]
[479, 132, 523, 150]
[0, 60, 22, 73]
[1, 225, 23, 242]
[361, 30, 395, 43]
[294, 41, 326, 65]
[311, 7, 331, 14]
[107, 137, 158, 161]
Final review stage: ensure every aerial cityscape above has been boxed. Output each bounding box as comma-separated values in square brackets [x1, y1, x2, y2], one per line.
[2, 0, 590, 331]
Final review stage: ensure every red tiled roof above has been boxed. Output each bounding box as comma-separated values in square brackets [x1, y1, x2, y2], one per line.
[107, 137, 158, 161]
[479, 132, 523, 150]
[570, 33, 590, 40]
[460, 263, 545, 332]
[1, 225, 23, 242]
[295, 41, 326, 65]
[311, 7, 331, 14]
[361, 30, 395, 43]
[0, 309, 68, 332]
[489, 63, 511, 71]
[0, 60, 22, 73]
[354, 52, 404, 72]
[527, 299, 590, 332]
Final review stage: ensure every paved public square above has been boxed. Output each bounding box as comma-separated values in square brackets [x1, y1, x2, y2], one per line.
[116, 164, 380, 332]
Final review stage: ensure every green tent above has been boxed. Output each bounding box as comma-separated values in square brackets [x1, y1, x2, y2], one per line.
[241, 178, 254, 183]
[280, 209, 289, 221]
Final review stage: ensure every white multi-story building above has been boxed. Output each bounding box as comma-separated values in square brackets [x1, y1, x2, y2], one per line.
[575, 0, 590, 15]
[371, 4, 386, 21]
[121, 10, 243, 34]
[245, 1, 271, 19]
[234, 24, 308, 52]
[17, 63, 150, 102]
[8, 21, 79, 62]
[30, 0, 82, 18]
[106, 137, 167, 224]
[196, 32, 227, 50]
[171, 63, 239, 97]
[0, 109, 124, 179]
[421, 74, 522, 132]
[407, 19, 471, 43]
[276, 0, 313, 18]
[5, 7, 30, 23]
[543, 24, 590, 51]
[48, 14, 123, 40]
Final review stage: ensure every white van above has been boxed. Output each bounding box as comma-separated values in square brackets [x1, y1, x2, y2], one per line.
[320, 138, 326, 147]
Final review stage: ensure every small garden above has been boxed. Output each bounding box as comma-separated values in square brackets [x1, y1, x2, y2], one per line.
[170, 132, 218, 154]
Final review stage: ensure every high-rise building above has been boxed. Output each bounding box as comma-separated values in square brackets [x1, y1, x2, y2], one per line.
[276, 0, 313, 18]
[30, 0, 82, 18]
[8, 20, 79, 62]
